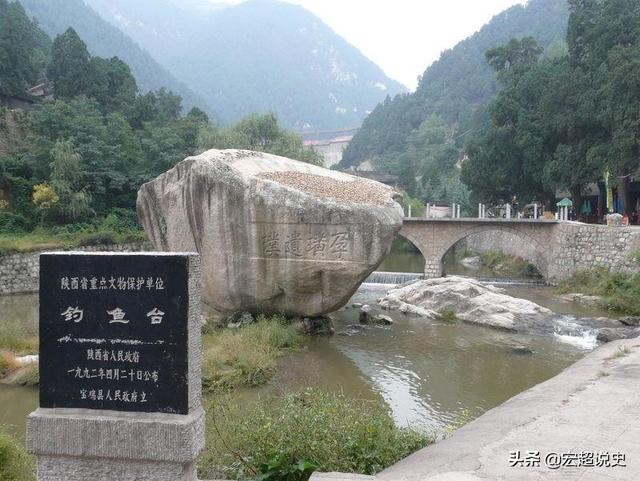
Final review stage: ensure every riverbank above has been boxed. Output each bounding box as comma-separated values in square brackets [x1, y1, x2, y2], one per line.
[557, 268, 640, 316]
[0, 310, 432, 481]
[312, 338, 640, 481]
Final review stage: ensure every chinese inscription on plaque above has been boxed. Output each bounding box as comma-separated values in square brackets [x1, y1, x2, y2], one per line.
[253, 224, 361, 262]
[39, 254, 189, 414]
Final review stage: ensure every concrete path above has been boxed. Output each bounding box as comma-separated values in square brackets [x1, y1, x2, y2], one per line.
[312, 339, 640, 481]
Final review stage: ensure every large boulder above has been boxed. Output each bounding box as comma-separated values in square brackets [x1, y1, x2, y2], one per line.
[137, 149, 403, 316]
[378, 276, 553, 331]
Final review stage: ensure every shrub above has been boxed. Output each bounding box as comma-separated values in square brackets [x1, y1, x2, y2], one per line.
[0, 212, 29, 234]
[99, 208, 141, 232]
[0, 430, 35, 481]
[75, 231, 118, 246]
[199, 389, 432, 481]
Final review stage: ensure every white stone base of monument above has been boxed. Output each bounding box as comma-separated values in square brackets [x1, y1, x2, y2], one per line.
[28, 408, 205, 481]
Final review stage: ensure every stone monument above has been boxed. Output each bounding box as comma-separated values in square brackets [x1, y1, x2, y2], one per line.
[27, 252, 204, 481]
[137, 149, 403, 317]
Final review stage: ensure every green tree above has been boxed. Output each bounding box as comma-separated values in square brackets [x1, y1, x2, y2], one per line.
[603, 44, 640, 213]
[86, 56, 138, 113]
[462, 38, 552, 204]
[47, 27, 92, 98]
[0, 0, 39, 95]
[486, 37, 544, 84]
[197, 113, 322, 165]
[49, 140, 92, 220]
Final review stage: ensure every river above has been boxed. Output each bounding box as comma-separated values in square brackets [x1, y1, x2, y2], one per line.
[0, 249, 610, 439]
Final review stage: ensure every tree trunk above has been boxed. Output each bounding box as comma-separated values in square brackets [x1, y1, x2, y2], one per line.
[618, 175, 632, 215]
[570, 185, 583, 221]
[597, 182, 605, 223]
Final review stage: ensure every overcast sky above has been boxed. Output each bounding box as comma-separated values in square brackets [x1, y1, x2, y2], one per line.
[224, 0, 526, 90]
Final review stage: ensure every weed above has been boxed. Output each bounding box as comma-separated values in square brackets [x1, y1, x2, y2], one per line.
[201, 317, 303, 393]
[0, 429, 35, 481]
[199, 389, 432, 481]
[7, 364, 39, 387]
[557, 269, 640, 316]
[435, 309, 458, 323]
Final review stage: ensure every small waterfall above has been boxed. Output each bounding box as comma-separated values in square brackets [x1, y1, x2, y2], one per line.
[364, 271, 423, 285]
[470, 276, 546, 287]
[552, 316, 599, 350]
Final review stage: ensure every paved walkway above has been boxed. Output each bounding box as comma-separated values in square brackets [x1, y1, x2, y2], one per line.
[312, 339, 640, 481]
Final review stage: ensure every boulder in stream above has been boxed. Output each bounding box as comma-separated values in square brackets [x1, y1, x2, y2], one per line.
[596, 327, 640, 343]
[137, 149, 403, 317]
[459, 256, 482, 269]
[378, 276, 553, 331]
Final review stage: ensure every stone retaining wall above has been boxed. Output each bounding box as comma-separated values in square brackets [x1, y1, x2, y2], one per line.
[457, 223, 640, 282]
[0, 243, 150, 295]
[547, 223, 640, 281]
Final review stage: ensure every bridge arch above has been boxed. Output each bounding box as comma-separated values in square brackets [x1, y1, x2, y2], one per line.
[440, 225, 548, 279]
[398, 220, 553, 281]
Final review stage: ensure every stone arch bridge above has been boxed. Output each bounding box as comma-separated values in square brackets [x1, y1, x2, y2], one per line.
[398, 218, 640, 283]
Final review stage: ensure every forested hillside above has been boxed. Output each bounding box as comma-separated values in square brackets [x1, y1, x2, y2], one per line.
[0, 1, 320, 240]
[84, 0, 407, 131]
[18, 0, 213, 115]
[341, 0, 569, 206]
[462, 0, 640, 214]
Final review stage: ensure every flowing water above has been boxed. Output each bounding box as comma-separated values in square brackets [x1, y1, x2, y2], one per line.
[0, 249, 611, 438]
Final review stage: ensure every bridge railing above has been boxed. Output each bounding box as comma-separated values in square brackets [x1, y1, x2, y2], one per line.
[405, 202, 546, 220]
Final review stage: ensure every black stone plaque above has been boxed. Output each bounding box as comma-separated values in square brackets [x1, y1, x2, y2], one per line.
[39, 253, 189, 414]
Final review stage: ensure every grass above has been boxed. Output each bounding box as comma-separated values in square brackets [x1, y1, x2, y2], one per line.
[0, 226, 147, 257]
[0, 319, 38, 355]
[0, 295, 39, 355]
[202, 316, 304, 393]
[7, 364, 39, 386]
[0, 429, 35, 481]
[607, 345, 632, 360]
[556, 268, 640, 316]
[444, 407, 474, 436]
[435, 309, 458, 323]
[199, 389, 432, 481]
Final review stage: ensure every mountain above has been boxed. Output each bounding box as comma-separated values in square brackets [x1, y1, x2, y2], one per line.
[83, 0, 407, 131]
[18, 0, 213, 115]
[341, 0, 570, 169]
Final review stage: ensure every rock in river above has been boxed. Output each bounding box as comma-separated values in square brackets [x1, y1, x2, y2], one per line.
[378, 276, 553, 331]
[137, 149, 403, 316]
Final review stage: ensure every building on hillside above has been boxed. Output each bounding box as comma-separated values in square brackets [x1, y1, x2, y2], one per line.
[302, 127, 358, 168]
[303, 134, 353, 168]
[26, 81, 54, 101]
[0, 80, 54, 110]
